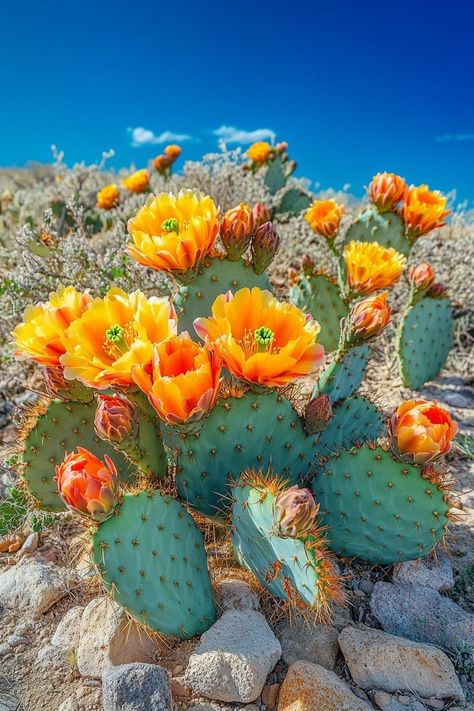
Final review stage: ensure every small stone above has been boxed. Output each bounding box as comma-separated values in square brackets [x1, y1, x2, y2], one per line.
[36, 644, 67, 668]
[277, 660, 371, 711]
[331, 603, 352, 632]
[0, 642, 13, 658]
[171, 676, 191, 699]
[422, 698, 445, 709]
[261, 682, 280, 709]
[7, 634, 28, 647]
[0, 677, 21, 711]
[58, 699, 79, 711]
[373, 691, 392, 709]
[173, 664, 184, 675]
[392, 551, 454, 591]
[51, 606, 84, 650]
[442, 391, 470, 409]
[276, 617, 339, 670]
[21, 532, 39, 553]
[0, 558, 71, 616]
[215, 579, 260, 611]
[83, 679, 101, 687]
[338, 626, 464, 699]
[102, 662, 171, 711]
[8, 539, 22, 553]
[187, 705, 218, 711]
[358, 579, 374, 595]
[184, 609, 281, 703]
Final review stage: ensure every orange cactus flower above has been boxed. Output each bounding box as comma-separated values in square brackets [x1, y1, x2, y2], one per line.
[55, 447, 118, 522]
[132, 332, 222, 424]
[247, 141, 272, 164]
[346, 291, 391, 342]
[97, 183, 119, 210]
[152, 154, 173, 172]
[127, 189, 219, 276]
[194, 287, 325, 388]
[12, 286, 92, 368]
[60, 288, 177, 389]
[403, 185, 451, 238]
[164, 144, 182, 160]
[368, 172, 407, 211]
[344, 241, 407, 295]
[389, 399, 458, 465]
[95, 394, 137, 443]
[305, 200, 345, 239]
[408, 263, 435, 291]
[122, 169, 150, 193]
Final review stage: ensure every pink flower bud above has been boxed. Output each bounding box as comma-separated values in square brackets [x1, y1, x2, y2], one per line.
[273, 485, 319, 538]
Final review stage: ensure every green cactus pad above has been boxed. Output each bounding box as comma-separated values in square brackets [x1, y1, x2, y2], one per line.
[290, 274, 348, 352]
[313, 396, 385, 459]
[165, 390, 313, 518]
[312, 445, 450, 564]
[232, 478, 337, 609]
[312, 344, 371, 404]
[344, 208, 410, 256]
[20, 399, 132, 512]
[174, 257, 271, 336]
[274, 188, 311, 217]
[397, 296, 453, 390]
[92, 491, 215, 639]
[264, 156, 288, 194]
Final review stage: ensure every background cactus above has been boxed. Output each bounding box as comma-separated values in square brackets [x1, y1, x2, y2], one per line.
[290, 272, 348, 352]
[343, 208, 411, 256]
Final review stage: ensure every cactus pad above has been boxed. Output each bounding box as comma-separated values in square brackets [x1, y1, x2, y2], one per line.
[92, 491, 215, 638]
[344, 208, 410, 256]
[274, 188, 311, 217]
[313, 396, 384, 459]
[312, 445, 451, 564]
[20, 399, 132, 512]
[312, 344, 371, 404]
[174, 257, 270, 335]
[232, 476, 339, 610]
[290, 274, 348, 352]
[165, 390, 312, 518]
[398, 296, 453, 389]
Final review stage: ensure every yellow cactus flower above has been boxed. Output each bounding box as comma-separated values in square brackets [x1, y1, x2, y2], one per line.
[122, 169, 149, 193]
[194, 287, 325, 387]
[164, 144, 182, 160]
[12, 286, 92, 368]
[127, 189, 219, 275]
[344, 241, 407, 295]
[305, 200, 345, 239]
[247, 141, 272, 164]
[403, 185, 451, 238]
[97, 183, 119, 210]
[60, 288, 177, 389]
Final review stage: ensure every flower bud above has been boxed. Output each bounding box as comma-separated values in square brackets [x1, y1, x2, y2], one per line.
[343, 292, 391, 345]
[220, 203, 254, 260]
[389, 399, 458, 465]
[276, 141, 288, 153]
[427, 282, 448, 298]
[251, 222, 280, 274]
[301, 253, 314, 275]
[368, 172, 407, 211]
[304, 395, 333, 434]
[408, 263, 434, 291]
[153, 155, 173, 173]
[164, 144, 181, 160]
[55, 447, 118, 522]
[273, 485, 319, 538]
[252, 202, 272, 229]
[95, 394, 137, 443]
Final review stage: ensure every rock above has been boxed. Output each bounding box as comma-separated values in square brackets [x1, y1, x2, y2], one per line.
[443, 391, 471, 409]
[187, 706, 218, 711]
[0, 641, 13, 658]
[422, 699, 445, 709]
[0, 676, 21, 711]
[261, 682, 280, 709]
[276, 617, 339, 670]
[102, 662, 171, 711]
[0, 558, 71, 616]
[170, 676, 191, 699]
[373, 691, 392, 709]
[36, 644, 68, 668]
[21, 532, 39, 553]
[392, 551, 454, 591]
[215, 578, 260, 611]
[371, 582, 474, 652]
[277, 660, 371, 711]
[338, 626, 464, 699]
[330, 603, 352, 631]
[7, 634, 28, 647]
[76, 597, 159, 678]
[184, 609, 281, 702]
[51, 605, 84, 650]
[358, 579, 374, 595]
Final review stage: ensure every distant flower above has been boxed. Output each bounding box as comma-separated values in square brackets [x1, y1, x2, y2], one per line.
[96, 183, 119, 210]
[368, 172, 407, 211]
[247, 141, 272, 164]
[305, 199, 344, 239]
[122, 169, 149, 193]
[152, 155, 173, 173]
[389, 399, 458, 464]
[164, 144, 182, 159]
[403, 185, 451, 238]
[344, 241, 406, 295]
[408, 263, 435, 291]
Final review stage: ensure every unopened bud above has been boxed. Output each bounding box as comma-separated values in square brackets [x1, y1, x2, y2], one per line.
[273, 485, 319, 538]
[304, 395, 333, 434]
[251, 222, 280, 274]
[252, 202, 272, 229]
[427, 282, 448, 298]
[301, 253, 314, 275]
[220, 203, 253, 260]
[408, 263, 435, 291]
[342, 292, 391, 346]
[95, 394, 137, 444]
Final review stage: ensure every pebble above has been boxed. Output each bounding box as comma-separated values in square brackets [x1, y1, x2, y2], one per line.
[7, 634, 28, 647]
[358, 579, 374, 595]
[21, 532, 39, 553]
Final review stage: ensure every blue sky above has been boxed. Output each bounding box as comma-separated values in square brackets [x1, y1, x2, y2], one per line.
[2, 0, 473, 201]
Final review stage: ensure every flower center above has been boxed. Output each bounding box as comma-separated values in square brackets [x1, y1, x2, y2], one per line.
[104, 323, 137, 359]
[254, 326, 275, 352]
[162, 218, 179, 234]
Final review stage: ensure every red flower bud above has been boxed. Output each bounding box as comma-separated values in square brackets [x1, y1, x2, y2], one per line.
[251, 222, 280, 274]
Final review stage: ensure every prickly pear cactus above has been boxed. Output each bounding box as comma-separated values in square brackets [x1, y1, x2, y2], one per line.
[290, 273, 348, 352]
[397, 296, 453, 389]
[313, 396, 384, 459]
[274, 188, 311, 217]
[19, 399, 131, 512]
[92, 491, 216, 638]
[312, 344, 371, 404]
[174, 257, 271, 335]
[312, 444, 451, 564]
[344, 208, 410, 256]
[164, 390, 313, 518]
[232, 475, 339, 610]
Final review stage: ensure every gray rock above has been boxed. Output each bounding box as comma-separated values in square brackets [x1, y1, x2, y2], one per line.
[0, 676, 20, 711]
[215, 579, 260, 611]
[276, 617, 339, 670]
[442, 391, 471, 409]
[339, 626, 464, 699]
[371, 582, 474, 652]
[358, 579, 374, 595]
[7, 634, 28, 647]
[392, 551, 454, 591]
[51, 605, 84, 650]
[184, 609, 281, 702]
[0, 642, 13, 659]
[0, 558, 71, 615]
[36, 644, 68, 668]
[20, 532, 39, 553]
[102, 662, 171, 711]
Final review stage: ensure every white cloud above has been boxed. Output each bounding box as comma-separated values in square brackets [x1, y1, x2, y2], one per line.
[435, 133, 474, 143]
[129, 127, 191, 147]
[213, 125, 276, 144]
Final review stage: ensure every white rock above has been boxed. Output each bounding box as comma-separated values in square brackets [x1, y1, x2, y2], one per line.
[215, 579, 260, 611]
[36, 644, 68, 668]
[76, 597, 160, 678]
[338, 626, 464, 699]
[51, 605, 84, 650]
[184, 609, 281, 702]
[392, 551, 454, 591]
[0, 558, 72, 615]
[21, 532, 39, 553]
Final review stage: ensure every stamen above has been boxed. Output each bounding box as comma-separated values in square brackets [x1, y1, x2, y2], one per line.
[162, 218, 179, 234]
[103, 322, 138, 359]
[254, 326, 275, 353]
